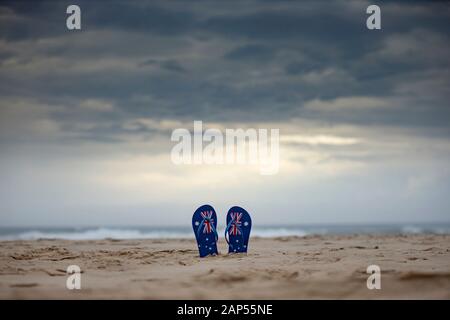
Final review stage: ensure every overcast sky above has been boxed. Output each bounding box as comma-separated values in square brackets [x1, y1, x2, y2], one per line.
[0, 0, 449, 226]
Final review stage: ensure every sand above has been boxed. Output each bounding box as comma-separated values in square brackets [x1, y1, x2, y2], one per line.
[0, 234, 449, 299]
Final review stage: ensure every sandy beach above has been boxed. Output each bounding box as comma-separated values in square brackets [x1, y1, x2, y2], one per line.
[0, 234, 449, 299]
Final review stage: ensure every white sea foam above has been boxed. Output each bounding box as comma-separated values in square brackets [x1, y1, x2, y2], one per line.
[0, 227, 310, 240]
[401, 225, 423, 234]
[0, 228, 192, 241]
[0, 224, 448, 240]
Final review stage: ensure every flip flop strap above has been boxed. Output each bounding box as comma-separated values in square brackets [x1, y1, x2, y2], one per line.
[197, 216, 218, 242]
[224, 216, 245, 245]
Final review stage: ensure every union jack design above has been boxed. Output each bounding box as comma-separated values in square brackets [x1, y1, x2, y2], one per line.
[229, 212, 242, 235]
[200, 210, 214, 234]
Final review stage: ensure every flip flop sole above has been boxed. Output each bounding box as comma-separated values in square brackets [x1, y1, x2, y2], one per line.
[225, 206, 252, 254]
[192, 204, 219, 257]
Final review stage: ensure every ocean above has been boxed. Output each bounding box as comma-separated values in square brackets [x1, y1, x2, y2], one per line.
[0, 223, 449, 240]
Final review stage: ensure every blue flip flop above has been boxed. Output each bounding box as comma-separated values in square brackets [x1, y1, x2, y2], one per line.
[192, 204, 219, 257]
[225, 206, 252, 254]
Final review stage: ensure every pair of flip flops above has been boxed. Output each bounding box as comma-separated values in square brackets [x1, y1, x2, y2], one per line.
[192, 205, 252, 258]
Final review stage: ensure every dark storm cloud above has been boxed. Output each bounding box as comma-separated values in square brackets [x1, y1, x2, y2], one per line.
[88, 2, 196, 35]
[202, 9, 365, 42]
[284, 61, 324, 76]
[224, 44, 275, 61]
[0, 0, 449, 144]
[0, 1, 67, 41]
[139, 58, 187, 73]
[0, 0, 197, 41]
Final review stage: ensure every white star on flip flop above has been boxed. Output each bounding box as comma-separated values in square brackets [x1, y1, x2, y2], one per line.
[195, 221, 199, 226]
[244, 221, 249, 226]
